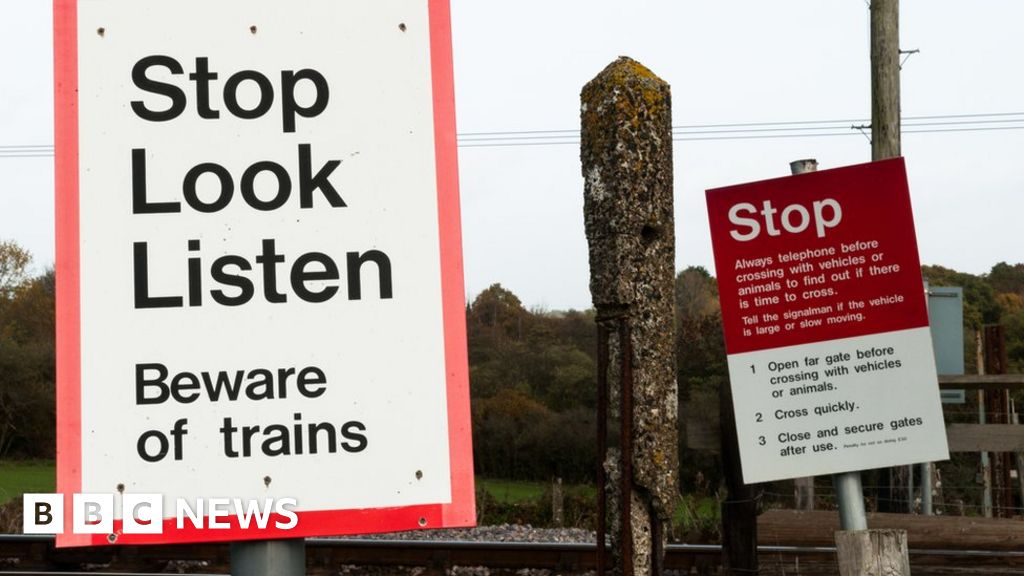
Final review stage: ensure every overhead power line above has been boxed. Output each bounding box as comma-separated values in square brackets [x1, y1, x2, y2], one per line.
[457, 111, 1024, 148]
[3, 111, 1024, 157]
[0, 144, 55, 159]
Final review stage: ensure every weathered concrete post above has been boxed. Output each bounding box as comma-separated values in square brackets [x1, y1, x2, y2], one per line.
[581, 57, 678, 576]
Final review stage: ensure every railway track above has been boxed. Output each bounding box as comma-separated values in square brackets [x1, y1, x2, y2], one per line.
[3, 534, 1024, 575]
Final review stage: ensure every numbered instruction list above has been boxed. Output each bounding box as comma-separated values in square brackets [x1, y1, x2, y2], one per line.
[727, 328, 946, 482]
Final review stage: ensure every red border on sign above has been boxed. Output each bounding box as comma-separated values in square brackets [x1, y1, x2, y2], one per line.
[428, 0, 477, 532]
[53, 0, 474, 547]
[54, 0, 87, 548]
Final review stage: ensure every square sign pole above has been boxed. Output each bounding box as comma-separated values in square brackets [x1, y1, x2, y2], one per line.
[705, 158, 948, 484]
[54, 0, 473, 546]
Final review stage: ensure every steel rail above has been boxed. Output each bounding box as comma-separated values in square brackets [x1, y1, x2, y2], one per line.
[5, 533, 1024, 554]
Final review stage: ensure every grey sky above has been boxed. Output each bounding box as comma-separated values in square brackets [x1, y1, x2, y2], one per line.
[2, 1, 1022, 311]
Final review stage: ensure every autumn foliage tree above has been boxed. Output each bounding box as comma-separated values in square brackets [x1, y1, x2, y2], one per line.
[987, 262, 1024, 371]
[0, 241, 55, 459]
[467, 284, 597, 481]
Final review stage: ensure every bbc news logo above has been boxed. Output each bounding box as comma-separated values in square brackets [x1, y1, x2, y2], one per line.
[23, 494, 298, 534]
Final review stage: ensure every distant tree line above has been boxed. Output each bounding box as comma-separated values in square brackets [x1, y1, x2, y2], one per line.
[464, 268, 730, 487]
[2, 236, 1023, 505]
[467, 261, 1024, 491]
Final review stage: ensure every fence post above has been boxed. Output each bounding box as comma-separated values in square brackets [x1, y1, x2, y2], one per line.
[582, 56, 678, 576]
[552, 477, 565, 527]
[835, 530, 911, 576]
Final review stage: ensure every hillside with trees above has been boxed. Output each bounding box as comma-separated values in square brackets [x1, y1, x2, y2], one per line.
[1, 238, 1023, 513]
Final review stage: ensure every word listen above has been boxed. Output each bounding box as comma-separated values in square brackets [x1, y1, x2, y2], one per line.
[134, 239, 392, 308]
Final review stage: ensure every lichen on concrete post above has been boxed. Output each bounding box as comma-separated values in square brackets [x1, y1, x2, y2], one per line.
[581, 56, 678, 576]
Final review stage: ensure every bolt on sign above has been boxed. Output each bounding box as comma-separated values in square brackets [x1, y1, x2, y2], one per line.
[705, 158, 948, 484]
[54, 0, 473, 546]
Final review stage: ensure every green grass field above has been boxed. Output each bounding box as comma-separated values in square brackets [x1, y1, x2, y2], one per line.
[477, 478, 546, 503]
[477, 478, 599, 502]
[0, 460, 55, 505]
[477, 477, 717, 534]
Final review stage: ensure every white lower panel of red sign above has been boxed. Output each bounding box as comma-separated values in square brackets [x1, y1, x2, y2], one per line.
[726, 326, 949, 484]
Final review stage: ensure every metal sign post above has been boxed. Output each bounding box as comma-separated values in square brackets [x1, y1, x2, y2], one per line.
[231, 540, 305, 576]
[833, 473, 868, 531]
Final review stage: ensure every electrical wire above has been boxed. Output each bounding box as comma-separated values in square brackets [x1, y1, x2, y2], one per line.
[3, 111, 1024, 156]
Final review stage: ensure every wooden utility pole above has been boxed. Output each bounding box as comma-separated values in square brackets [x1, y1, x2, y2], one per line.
[834, 2, 912, 574]
[582, 57, 679, 576]
[871, 0, 904, 516]
[871, 0, 901, 161]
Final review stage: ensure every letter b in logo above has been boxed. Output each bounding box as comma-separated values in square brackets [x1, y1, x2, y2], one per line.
[22, 494, 64, 534]
[73, 494, 113, 534]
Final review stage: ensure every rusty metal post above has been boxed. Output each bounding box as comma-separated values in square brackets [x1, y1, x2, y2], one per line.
[597, 326, 610, 575]
[720, 379, 759, 575]
[582, 57, 678, 576]
[977, 330, 993, 517]
[983, 325, 1012, 517]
